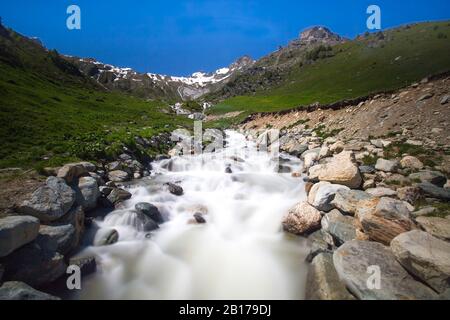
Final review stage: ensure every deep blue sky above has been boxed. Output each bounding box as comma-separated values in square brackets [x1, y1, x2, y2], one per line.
[0, 0, 449, 75]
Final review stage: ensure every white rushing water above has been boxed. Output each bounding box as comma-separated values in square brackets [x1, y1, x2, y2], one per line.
[76, 130, 310, 300]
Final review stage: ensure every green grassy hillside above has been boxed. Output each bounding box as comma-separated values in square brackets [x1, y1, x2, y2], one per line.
[0, 24, 191, 169]
[210, 21, 450, 114]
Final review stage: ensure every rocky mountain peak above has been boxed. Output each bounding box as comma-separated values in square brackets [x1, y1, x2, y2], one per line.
[299, 26, 342, 43]
[230, 55, 255, 70]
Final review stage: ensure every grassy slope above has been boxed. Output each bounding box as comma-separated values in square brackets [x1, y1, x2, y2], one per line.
[0, 27, 191, 169]
[211, 21, 450, 114]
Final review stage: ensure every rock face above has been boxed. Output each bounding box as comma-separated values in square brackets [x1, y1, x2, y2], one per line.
[0, 216, 40, 258]
[314, 151, 362, 188]
[321, 210, 356, 246]
[357, 197, 416, 245]
[17, 177, 75, 222]
[38, 224, 76, 255]
[307, 182, 350, 212]
[391, 230, 450, 294]
[135, 202, 163, 223]
[282, 201, 321, 235]
[333, 240, 437, 300]
[57, 163, 88, 183]
[305, 253, 355, 300]
[1, 236, 67, 287]
[415, 216, 450, 241]
[331, 189, 374, 216]
[49, 205, 84, 249]
[75, 177, 100, 211]
[0, 281, 60, 300]
[375, 158, 399, 173]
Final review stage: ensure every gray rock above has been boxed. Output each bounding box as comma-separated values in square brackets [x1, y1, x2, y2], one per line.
[417, 182, 450, 201]
[306, 253, 355, 300]
[440, 95, 450, 105]
[400, 156, 423, 171]
[301, 148, 321, 160]
[17, 177, 76, 222]
[415, 216, 450, 241]
[75, 176, 100, 211]
[359, 166, 376, 174]
[412, 206, 437, 217]
[193, 213, 206, 224]
[308, 182, 350, 212]
[108, 170, 130, 183]
[331, 189, 374, 216]
[410, 171, 446, 187]
[305, 230, 334, 263]
[391, 230, 450, 294]
[107, 188, 132, 205]
[38, 224, 76, 255]
[49, 205, 84, 249]
[94, 228, 119, 246]
[0, 216, 40, 258]
[135, 202, 163, 223]
[167, 183, 184, 196]
[333, 240, 437, 300]
[375, 158, 399, 172]
[0, 282, 60, 300]
[288, 144, 308, 157]
[106, 161, 122, 172]
[57, 163, 88, 183]
[321, 209, 356, 246]
[1, 236, 67, 287]
[79, 162, 96, 172]
[0, 264, 3, 282]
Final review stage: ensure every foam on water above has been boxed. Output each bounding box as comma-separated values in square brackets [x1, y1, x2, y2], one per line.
[77, 130, 310, 300]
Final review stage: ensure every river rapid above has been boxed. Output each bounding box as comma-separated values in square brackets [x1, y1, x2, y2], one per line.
[75, 130, 310, 300]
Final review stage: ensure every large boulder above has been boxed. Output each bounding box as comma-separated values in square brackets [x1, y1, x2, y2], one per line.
[107, 170, 130, 183]
[400, 156, 423, 171]
[410, 171, 446, 187]
[357, 197, 416, 245]
[417, 182, 450, 201]
[415, 216, 450, 241]
[135, 202, 164, 224]
[321, 209, 356, 246]
[1, 236, 67, 287]
[391, 230, 450, 294]
[313, 151, 362, 188]
[333, 240, 437, 300]
[282, 201, 321, 235]
[38, 224, 76, 255]
[0, 216, 40, 258]
[0, 282, 60, 300]
[17, 177, 75, 222]
[305, 253, 355, 300]
[57, 163, 88, 183]
[75, 176, 100, 211]
[307, 182, 350, 212]
[331, 189, 375, 216]
[375, 158, 399, 173]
